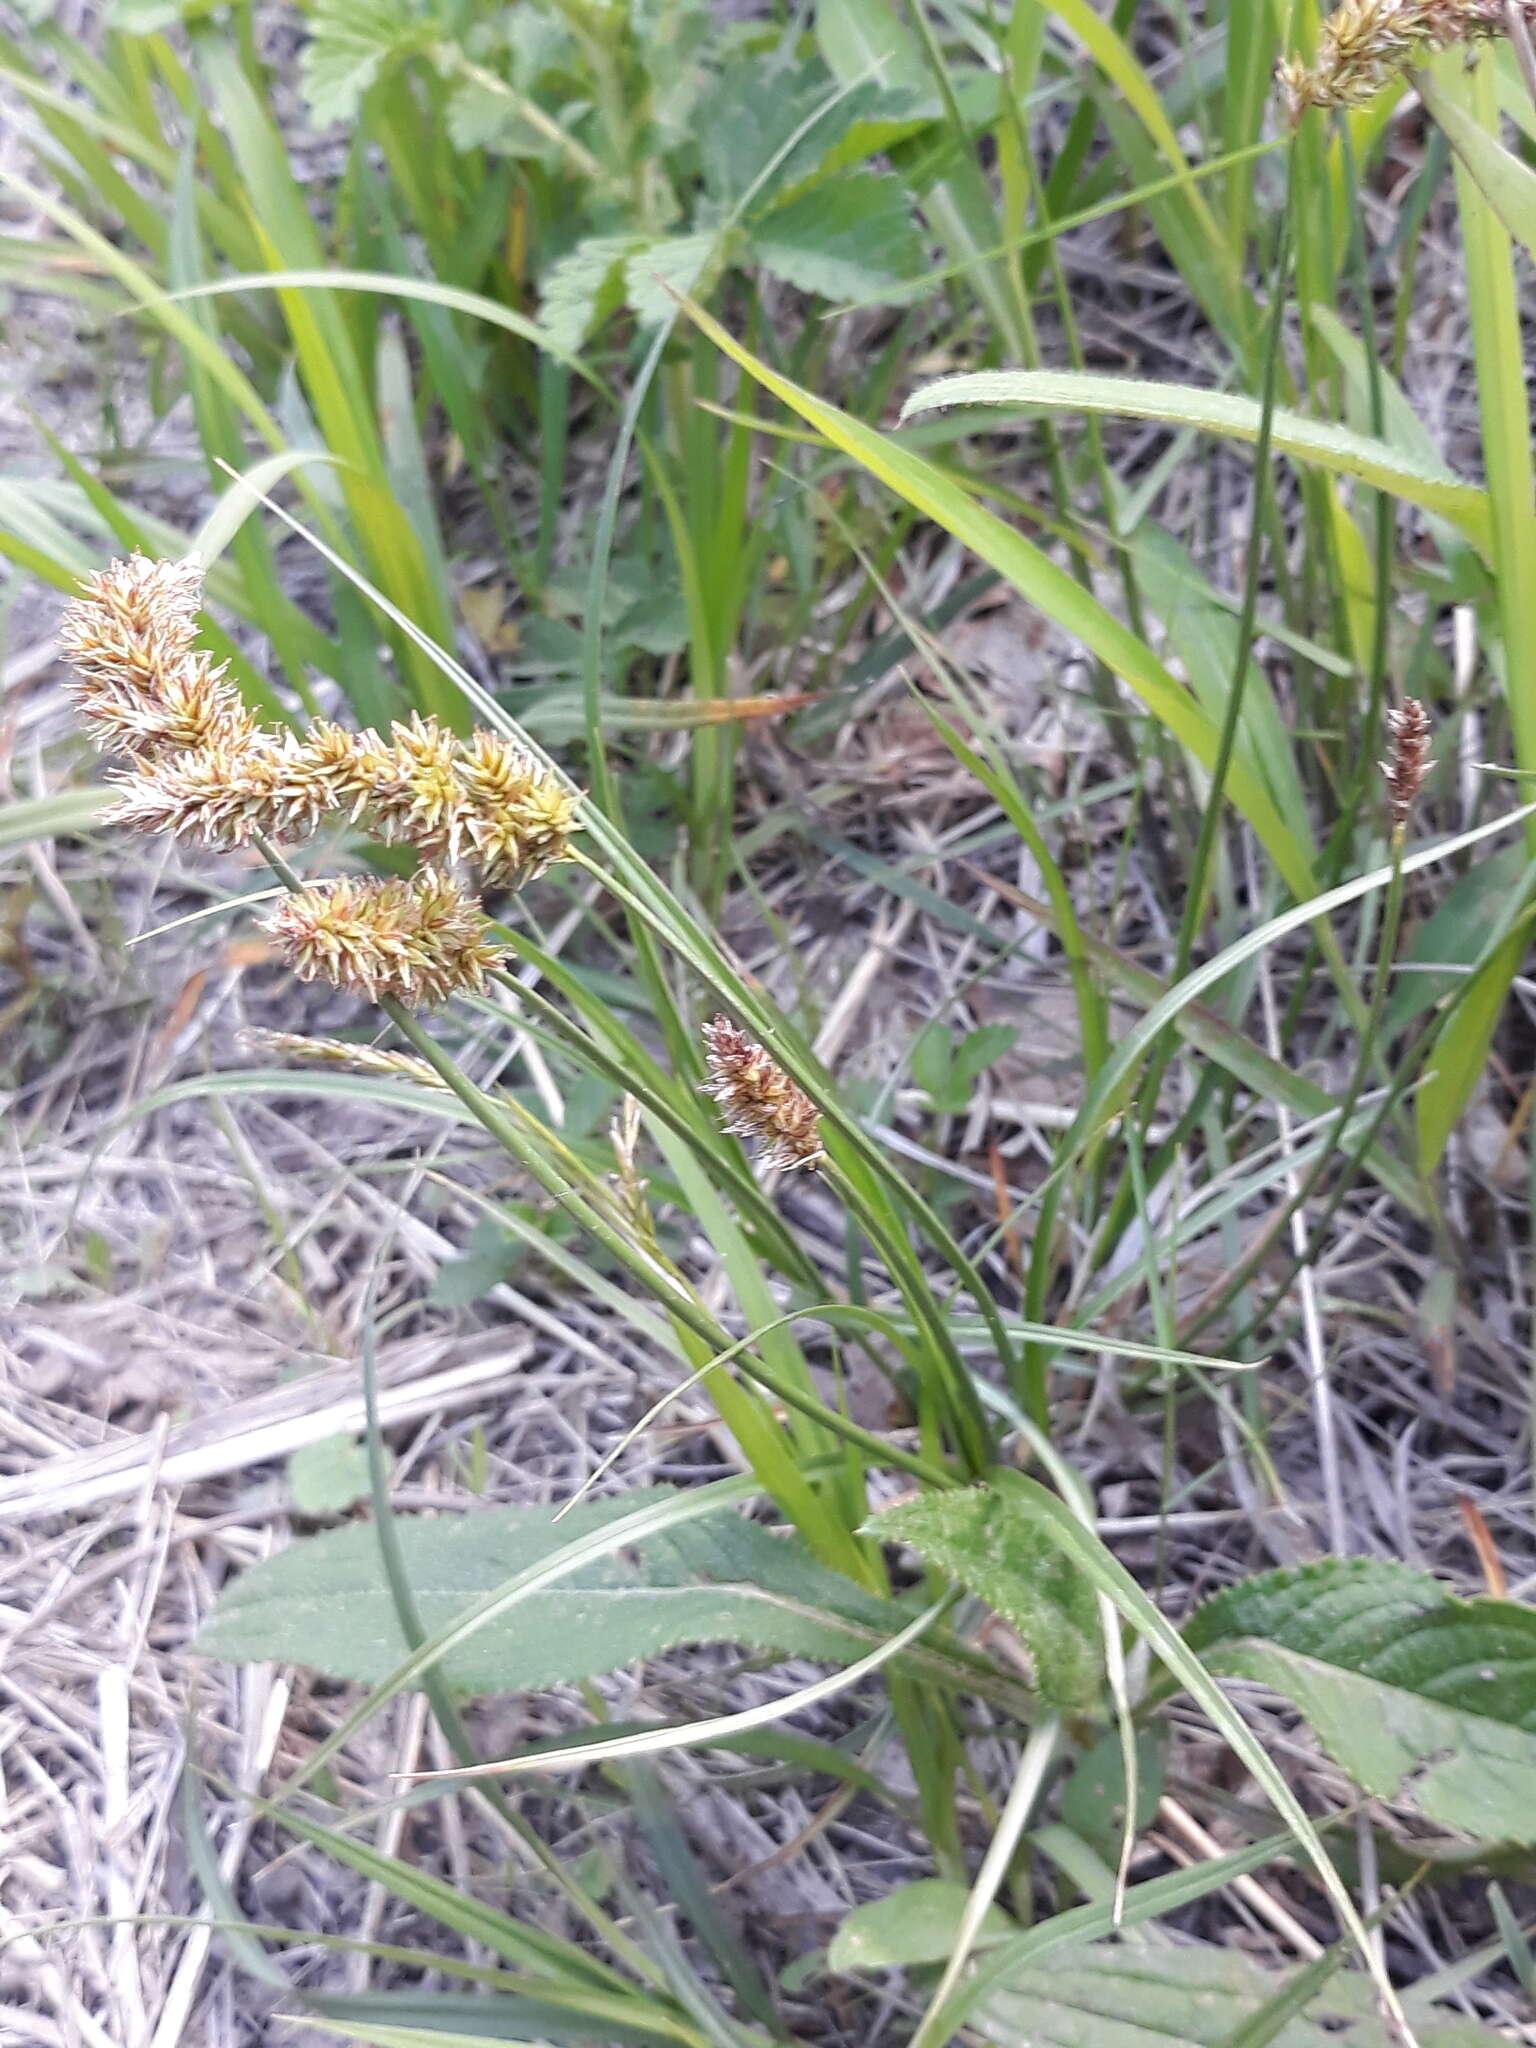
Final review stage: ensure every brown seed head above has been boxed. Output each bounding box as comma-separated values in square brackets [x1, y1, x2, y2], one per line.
[1381, 698, 1432, 828]
[1280, 0, 1520, 117]
[261, 871, 505, 1008]
[701, 1014, 823, 1172]
[60, 552, 259, 759]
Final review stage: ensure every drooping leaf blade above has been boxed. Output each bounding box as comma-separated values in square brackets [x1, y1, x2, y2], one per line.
[898, 368, 1492, 553]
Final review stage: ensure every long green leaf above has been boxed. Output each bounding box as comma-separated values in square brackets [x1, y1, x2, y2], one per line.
[677, 299, 1321, 898]
[899, 368, 1492, 552]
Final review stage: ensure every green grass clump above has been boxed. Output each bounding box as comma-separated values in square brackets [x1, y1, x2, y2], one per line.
[8, 0, 1536, 2042]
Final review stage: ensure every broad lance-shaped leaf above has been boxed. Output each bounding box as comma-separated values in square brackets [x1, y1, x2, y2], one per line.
[898, 368, 1493, 557]
[872, 1484, 1102, 1711]
[1184, 1557, 1536, 1845]
[196, 1491, 999, 1698]
[972, 1937, 1506, 2048]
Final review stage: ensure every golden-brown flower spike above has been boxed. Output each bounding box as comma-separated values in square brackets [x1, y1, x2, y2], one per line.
[1381, 698, 1432, 831]
[261, 872, 505, 1009]
[60, 551, 259, 759]
[456, 730, 582, 883]
[1280, 1, 1526, 119]
[701, 1015, 823, 1173]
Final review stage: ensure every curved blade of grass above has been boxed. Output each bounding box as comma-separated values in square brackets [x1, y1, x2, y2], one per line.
[194, 449, 342, 563]
[1056, 803, 1535, 1175]
[899, 368, 1492, 551]
[0, 787, 108, 849]
[157, 269, 592, 380]
[412, 1600, 948, 1779]
[674, 298, 1320, 899]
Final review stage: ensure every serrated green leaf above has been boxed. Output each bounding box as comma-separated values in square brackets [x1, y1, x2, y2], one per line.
[301, 0, 432, 124]
[198, 1492, 923, 1695]
[1185, 1557, 1536, 1845]
[974, 1938, 1505, 2048]
[828, 1879, 1013, 1975]
[539, 233, 642, 354]
[698, 57, 846, 208]
[752, 172, 921, 303]
[625, 231, 723, 327]
[816, 0, 928, 98]
[872, 1485, 1102, 1711]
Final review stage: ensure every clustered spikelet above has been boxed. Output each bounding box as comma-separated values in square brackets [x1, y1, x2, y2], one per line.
[701, 1015, 824, 1173]
[102, 708, 577, 883]
[60, 552, 258, 759]
[240, 1029, 447, 1090]
[261, 873, 504, 1008]
[1381, 698, 1432, 829]
[59, 552, 580, 886]
[1279, 0, 1535, 117]
[60, 550, 580, 1010]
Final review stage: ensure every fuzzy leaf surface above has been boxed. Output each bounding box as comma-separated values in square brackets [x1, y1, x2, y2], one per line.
[1184, 1557, 1536, 1845]
[873, 1484, 1102, 1710]
[976, 1938, 1505, 2048]
[198, 1492, 933, 1695]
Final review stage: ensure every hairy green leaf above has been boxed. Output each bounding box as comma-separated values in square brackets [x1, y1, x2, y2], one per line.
[873, 1485, 1102, 1711]
[540, 233, 643, 354]
[752, 172, 920, 303]
[975, 1937, 1504, 2048]
[1185, 1557, 1536, 1845]
[199, 1491, 934, 1695]
[899, 368, 1492, 553]
[301, 0, 431, 124]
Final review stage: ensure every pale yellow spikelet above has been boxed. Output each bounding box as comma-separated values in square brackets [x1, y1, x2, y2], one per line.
[701, 1015, 823, 1172]
[455, 730, 581, 883]
[106, 736, 289, 846]
[241, 1028, 447, 1090]
[71, 554, 583, 952]
[261, 871, 505, 1008]
[60, 551, 259, 759]
[1282, 0, 1525, 117]
[352, 714, 465, 861]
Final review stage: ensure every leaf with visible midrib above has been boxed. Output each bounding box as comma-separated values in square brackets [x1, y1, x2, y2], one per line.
[196, 1491, 986, 1699]
[974, 1936, 1507, 2048]
[1184, 1557, 1536, 1845]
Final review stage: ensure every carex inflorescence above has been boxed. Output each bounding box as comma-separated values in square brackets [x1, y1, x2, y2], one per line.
[1279, 0, 1536, 117]
[61, 552, 581, 1006]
